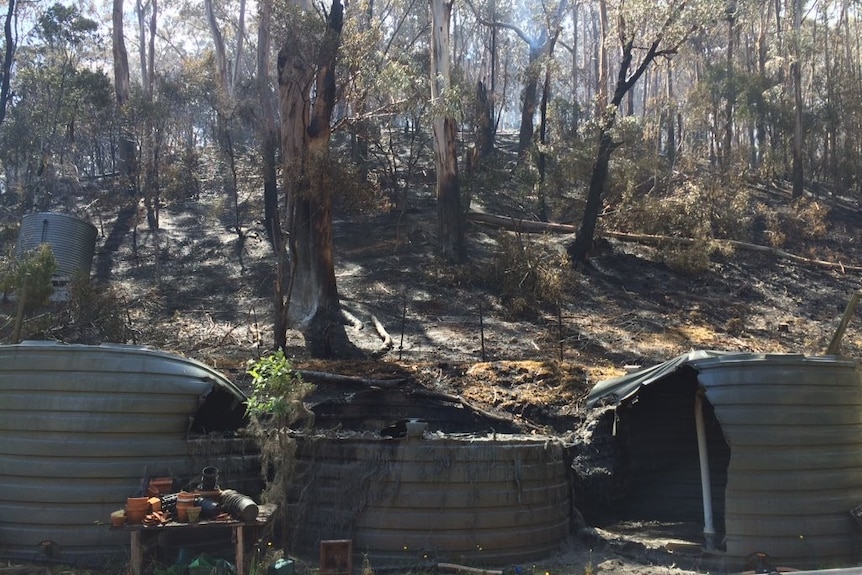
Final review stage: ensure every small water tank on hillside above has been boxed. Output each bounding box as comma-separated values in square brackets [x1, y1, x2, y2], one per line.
[16, 212, 98, 279]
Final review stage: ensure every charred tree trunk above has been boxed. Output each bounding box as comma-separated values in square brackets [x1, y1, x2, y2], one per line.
[721, 10, 735, 171]
[568, 37, 661, 263]
[278, 0, 353, 357]
[790, 0, 804, 198]
[517, 42, 543, 158]
[475, 80, 494, 159]
[0, 0, 14, 125]
[430, 0, 466, 263]
[258, 0, 280, 249]
[112, 0, 136, 184]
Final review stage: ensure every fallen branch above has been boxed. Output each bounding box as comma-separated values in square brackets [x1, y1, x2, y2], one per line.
[466, 211, 862, 273]
[438, 563, 502, 575]
[370, 314, 394, 359]
[296, 369, 406, 389]
[468, 211, 577, 233]
[605, 230, 862, 273]
[410, 388, 546, 433]
[341, 308, 364, 330]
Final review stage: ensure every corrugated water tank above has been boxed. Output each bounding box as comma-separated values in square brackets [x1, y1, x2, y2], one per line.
[0, 341, 255, 565]
[287, 436, 570, 567]
[698, 354, 862, 566]
[16, 212, 98, 278]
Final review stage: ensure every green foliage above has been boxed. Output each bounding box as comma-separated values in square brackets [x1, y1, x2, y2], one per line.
[754, 197, 829, 249]
[37, 3, 99, 47]
[660, 240, 714, 276]
[246, 351, 315, 423]
[483, 233, 574, 319]
[608, 174, 753, 276]
[617, 174, 752, 241]
[162, 147, 202, 203]
[330, 158, 386, 215]
[245, 351, 315, 527]
[64, 274, 130, 343]
[0, 244, 57, 313]
[0, 2, 109, 208]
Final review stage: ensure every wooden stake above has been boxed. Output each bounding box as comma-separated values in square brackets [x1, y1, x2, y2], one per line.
[826, 291, 862, 356]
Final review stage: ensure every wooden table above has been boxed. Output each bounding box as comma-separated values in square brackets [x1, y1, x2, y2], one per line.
[122, 503, 276, 575]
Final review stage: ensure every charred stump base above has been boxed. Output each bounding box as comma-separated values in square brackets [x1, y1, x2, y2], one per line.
[301, 307, 364, 359]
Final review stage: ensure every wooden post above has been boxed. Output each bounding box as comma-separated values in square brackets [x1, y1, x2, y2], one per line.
[826, 291, 862, 356]
[12, 281, 27, 344]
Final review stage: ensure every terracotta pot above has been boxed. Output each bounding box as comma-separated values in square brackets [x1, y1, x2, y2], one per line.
[175, 502, 191, 522]
[125, 496, 150, 523]
[149, 477, 174, 494]
[177, 491, 196, 504]
[186, 506, 202, 523]
[110, 509, 126, 528]
[124, 507, 147, 525]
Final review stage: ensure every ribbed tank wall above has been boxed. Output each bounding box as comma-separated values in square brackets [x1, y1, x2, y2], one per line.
[699, 354, 862, 566]
[0, 342, 257, 565]
[289, 437, 570, 568]
[16, 212, 98, 278]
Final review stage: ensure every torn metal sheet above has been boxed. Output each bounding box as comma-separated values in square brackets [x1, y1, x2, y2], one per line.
[585, 350, 862, 568]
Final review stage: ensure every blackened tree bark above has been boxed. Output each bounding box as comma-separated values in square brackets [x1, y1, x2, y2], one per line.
[430, 0, 466, 263]
[112, 0, 136, 182]
[568, 36, 667, 263]
[277, 0, 353, 357]
[475, 80, 494, 159]
[0, 0, 14, 125]
[790, 0, 804, 198]
[257, 0, 280, 248]
[463, 0, 569, 159]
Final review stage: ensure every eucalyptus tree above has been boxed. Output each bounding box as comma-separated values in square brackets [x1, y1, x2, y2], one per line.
[567, 0, 722, 263]
[0, 0, 17, 126]
[257, 0, 280, 248]
[463, 0, 569, 159]
[0, 3, 110, 210]
[789, 0, 803, 198]
[203, 0, 252, 246]
[275, 0, 348, 356]
[112, 0, 135, 183]
[430, 0, 465, 262]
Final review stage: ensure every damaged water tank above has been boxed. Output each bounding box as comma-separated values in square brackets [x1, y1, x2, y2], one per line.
[0, 341, 255, 565]
[16, 212, 98, 281]
[586, 351, 862, 568]
[697, 353, 862, 566]
[287, 435, 570, 567]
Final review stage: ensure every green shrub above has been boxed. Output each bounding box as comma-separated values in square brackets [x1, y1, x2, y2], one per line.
[65, 274, 130, 342]
[246, 350, 315, 424]
[754, 197, 829, 249]
[0, 244, 57, 313]
[483, 233, 574, 319]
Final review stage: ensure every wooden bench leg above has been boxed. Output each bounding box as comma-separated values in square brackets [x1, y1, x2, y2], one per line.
[234, 525, 245, 575]
[130, 531, 142, 575]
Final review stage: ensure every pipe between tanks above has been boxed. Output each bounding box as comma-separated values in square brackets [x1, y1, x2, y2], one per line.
[695, 388, 716, 550]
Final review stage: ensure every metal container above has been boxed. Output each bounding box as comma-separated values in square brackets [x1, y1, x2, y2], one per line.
[0, 341, 255, 565]
[288, 435, 570, 567]
[587, 351, 862, 567]
[16, 212, 98, 278]
[697, 353, 862, 564]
